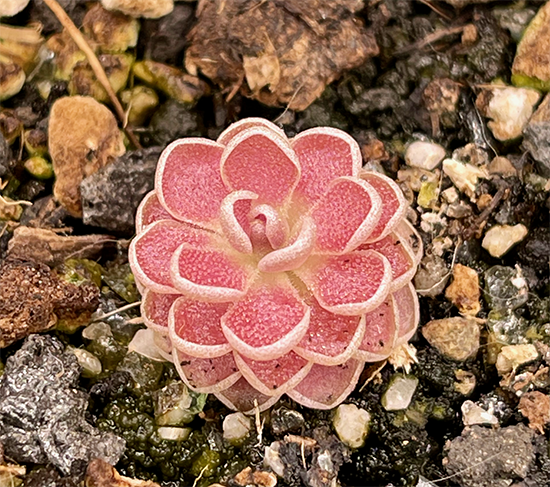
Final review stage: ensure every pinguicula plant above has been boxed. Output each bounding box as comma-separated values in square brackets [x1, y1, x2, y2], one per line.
[129, 118, 422, 412]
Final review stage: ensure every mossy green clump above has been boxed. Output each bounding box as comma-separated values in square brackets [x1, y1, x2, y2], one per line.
[103, 262, 139, 303]
[95, 361, 232, 485]
[511, 73, 550, 92]
[58, 259, 104, 288]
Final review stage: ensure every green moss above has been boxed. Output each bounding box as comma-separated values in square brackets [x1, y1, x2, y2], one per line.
[191, 449, 221, 478]
[59, 259, 103, 287]
[103, 262, 139, 303]
[512, 73, 550, 92]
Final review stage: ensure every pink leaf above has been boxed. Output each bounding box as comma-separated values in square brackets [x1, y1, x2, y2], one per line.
[214, 377, 281, 414]
[220, 127, 300, 206]
[359, 171, 407, 242]
[221, 275, 310, 361]
[173, 349, 241, 393]
[234, 351, 312, 396]
[287, 359, 364, 409]
[219, 190, 257, 254]
[129, 220, 210, 293]
[294, 298, 366, 365]
[169, 297, 231, 358]
[297, 250, 392, 315]
[217, 117, 286, 146]
[310, 177, 382, 254]
[135, 191, 174, 233]
[156, 139, 227, 228]
[258, 216, 316, 273]
[250, 204, 289, 249]
[393, 282, 420, 346]
[355, 297, 397, 361]
[141, 290, 178, 335]
[292, 127, 362, 208]
[361, 233, 417, 292]
[170, 239, 255, 302]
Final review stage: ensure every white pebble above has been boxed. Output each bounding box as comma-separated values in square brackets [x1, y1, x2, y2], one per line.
[382, 375, 419, 411]
[264, 441, 285, 477]
[0, 0, 30, 17]
[482, 224, 528, 258]
[69, 347, 102, 376]
[405, 141, 446, 170]
[158, 426, 191, 441]
[82, 321, 112, 340]
[461, 400, 499, 426]
[223, 412, 252, 443]
[485, 86, 541, 141]
[332, 404, 371, 448]
[442, 158, 488, 198]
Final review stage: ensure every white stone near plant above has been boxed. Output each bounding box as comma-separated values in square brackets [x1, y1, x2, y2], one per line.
[264, 441, 285, 477]
[405, 141, 446, 170]
[484, 86, 541, 141]
[82, 321, 112, 340]
[442, 158, 488, 198]
[158, 426, 191, 441]
[461, 400, 499, 426]
[482, 224, 528, 258]
[332, 404, 371, 449]
[223, 412, 252, 443]
[496, 344, 539, 375]
[128, 328, 167, 362]
[0, 0, 29, 17]
[381, 375, 419, 411]
[101, 0, 173, 18]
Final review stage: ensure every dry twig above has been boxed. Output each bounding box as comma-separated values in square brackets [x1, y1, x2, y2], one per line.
[397, 25, 467, 55]
[42, 0, 142, 150]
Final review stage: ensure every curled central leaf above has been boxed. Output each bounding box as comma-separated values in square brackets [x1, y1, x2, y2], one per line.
[130, 118, 422, 412]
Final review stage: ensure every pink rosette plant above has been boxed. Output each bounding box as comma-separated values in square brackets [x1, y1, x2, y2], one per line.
[129, 118, 422, 412]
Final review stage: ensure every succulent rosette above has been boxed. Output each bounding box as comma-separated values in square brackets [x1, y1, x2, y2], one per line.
[129, 118, 422, 412]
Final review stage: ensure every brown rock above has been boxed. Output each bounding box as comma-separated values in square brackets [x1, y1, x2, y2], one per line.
[86, 458, 160, 486]
[487, 156, 517, 177]
[423, 78, 461, 115]
[422, 317, 480, 361]
[7, 226, 115, 267]
[234, 467, 277, 487]
[445, 264, 481, 316]
[512, 1, 550, 87]
[0, 259, 99, 348]
[185, 0, 378, 111]
[519, 391, 550, 434]
[49, 96, 125, 217]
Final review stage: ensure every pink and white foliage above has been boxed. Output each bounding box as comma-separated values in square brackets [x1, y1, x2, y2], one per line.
[129, 118, 422, 412]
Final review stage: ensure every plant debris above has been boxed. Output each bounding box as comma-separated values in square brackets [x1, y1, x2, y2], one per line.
[185, 0, 378, 111]
[0, 258, 99, 348]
